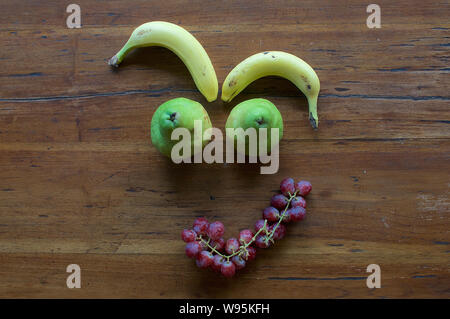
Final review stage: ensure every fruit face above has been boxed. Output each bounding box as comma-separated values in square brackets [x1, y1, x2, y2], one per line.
[225, 98, 283, 156]
[151, 97, 212, 158]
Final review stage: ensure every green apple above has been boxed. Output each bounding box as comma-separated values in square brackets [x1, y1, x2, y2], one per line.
[225, 98, 283, 156]
[151, 97, 212, 159]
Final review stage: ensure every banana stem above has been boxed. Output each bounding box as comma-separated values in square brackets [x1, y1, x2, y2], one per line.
[108, 42, 132, 67]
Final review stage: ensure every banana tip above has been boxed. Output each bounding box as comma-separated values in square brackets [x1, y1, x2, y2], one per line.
[309, 113, 318, 130]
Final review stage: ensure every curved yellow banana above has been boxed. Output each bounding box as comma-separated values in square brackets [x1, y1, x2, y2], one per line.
[108, 21, 218, 102]
[222, 51, 320, 129]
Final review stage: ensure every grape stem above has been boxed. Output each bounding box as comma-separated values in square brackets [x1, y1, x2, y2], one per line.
[197, 191, 298, 261]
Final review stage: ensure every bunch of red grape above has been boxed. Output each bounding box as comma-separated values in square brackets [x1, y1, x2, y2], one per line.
[181, 178, 312, 277]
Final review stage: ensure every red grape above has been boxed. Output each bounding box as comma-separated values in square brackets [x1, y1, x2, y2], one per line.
[255, 219, 268, 234]
[185, 241, 202, 258]
[212, 254, 225, 272]
[231, 255, 246, 270]
[280, 177, 295, 196]
[193, 217, 209, 235]
[269, 224, 286, 240]
[221, 260, 236, 277]
[181, 229, 197, 242]
[198, 240, 208, 251]
[270, 194, 288, 210]
[288, 206, 306, 222]
[239, 229, 254, 245]
[225, 238, 240, 254]
[255, 235, 271, 248]
[280, 211, 291, 223]
[263, 206, 280, 222]
[243, 246, 256, 261]
[291, 196, 306, 208]
[196, 251, 214, 268]
[210, 237, 225, 251]
[295, 181, 312, 197]
[207, 221, 225, 240]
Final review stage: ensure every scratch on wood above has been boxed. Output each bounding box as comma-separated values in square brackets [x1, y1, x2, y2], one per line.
[417, 193, 449, 213]
[381, 217, 390, 228]
[268, 276, 366, 281]
[412, 275, 437, 279]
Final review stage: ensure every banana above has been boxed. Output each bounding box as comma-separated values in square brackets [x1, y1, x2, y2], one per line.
[108, 21, 218, 102]
[221, 51, 320, 129]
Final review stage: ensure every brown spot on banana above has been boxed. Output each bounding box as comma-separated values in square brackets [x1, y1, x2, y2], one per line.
[137, 29, 151, 36]
[229, 79, 237, 87]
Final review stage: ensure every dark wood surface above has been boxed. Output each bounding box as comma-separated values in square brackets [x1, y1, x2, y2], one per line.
[0, 0, 449, 298]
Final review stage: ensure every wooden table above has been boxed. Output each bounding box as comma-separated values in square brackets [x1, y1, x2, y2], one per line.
[0, 0, 448, 298]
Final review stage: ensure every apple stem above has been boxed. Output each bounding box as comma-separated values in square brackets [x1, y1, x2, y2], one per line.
[169, 112, 177, 121]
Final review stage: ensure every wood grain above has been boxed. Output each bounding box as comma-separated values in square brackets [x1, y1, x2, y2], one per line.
[0, 0, 449, 298]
